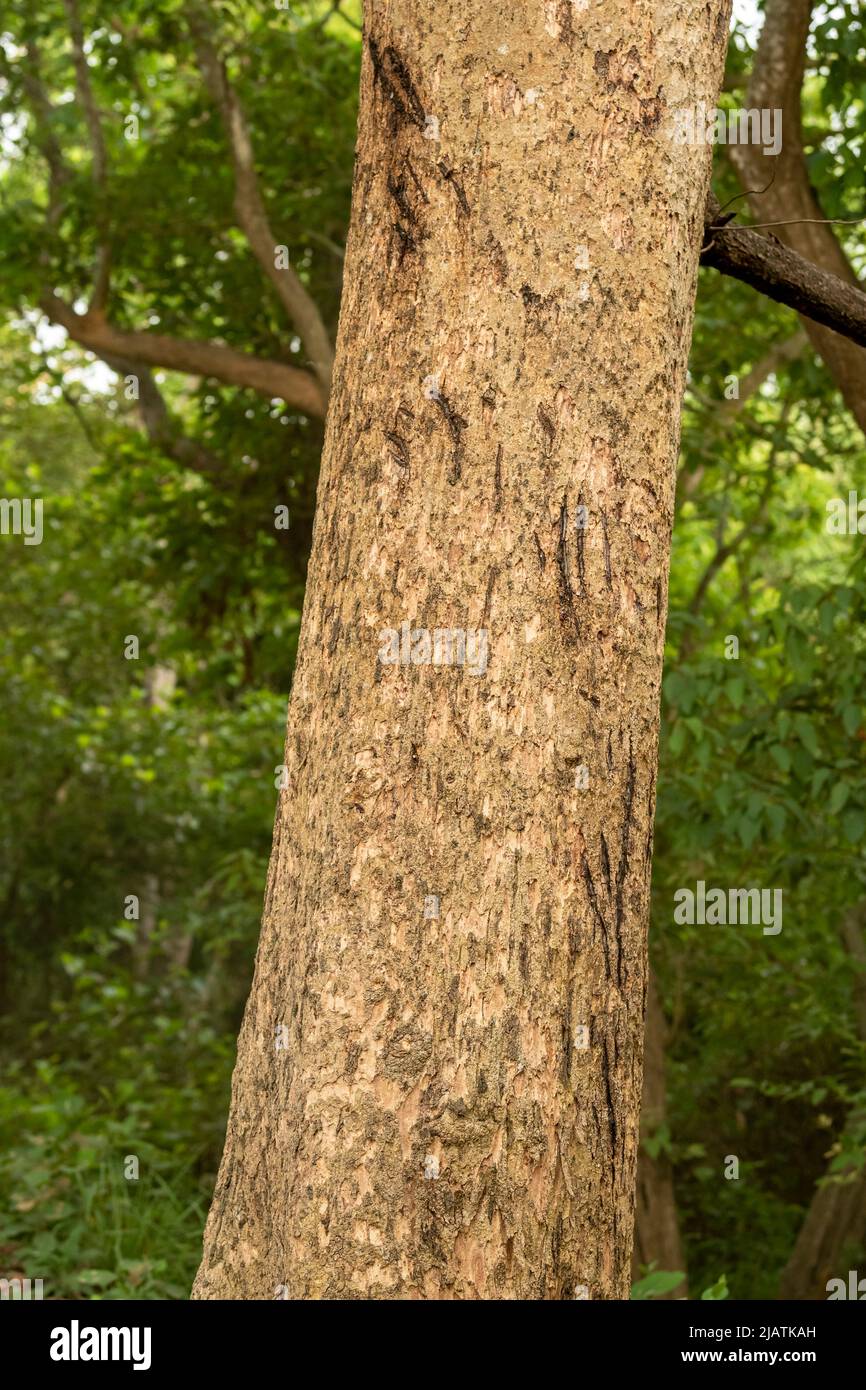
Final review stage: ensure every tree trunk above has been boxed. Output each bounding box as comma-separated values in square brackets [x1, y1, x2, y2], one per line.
[193, 0, 731, 1300]
[632, 969, 688, 1296]
[729, 0, 866, 437]
[778, 1132, 866, 1300]
[779, 905, 866, 1299]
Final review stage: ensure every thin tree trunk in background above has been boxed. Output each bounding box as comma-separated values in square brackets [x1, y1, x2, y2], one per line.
[779, 905, 866, 1299]
[193, 0, 731, 1300]
[632, 968, 688, 1296]
[729, 0, 866, 437]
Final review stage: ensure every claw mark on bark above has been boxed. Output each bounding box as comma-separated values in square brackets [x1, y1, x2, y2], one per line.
[430, 391, 467, 482]
[644, 785, 655, 863]
[369, 39, 426, 130]
[600, 831, 612, 896]
[387, 172, 418, 226]
[606, 731, 613, 772]
[436, 158, 470, 215]
[494, 442, 503, 510]
[537, 404, 556, 453]
[582, 852, 611, 981]
[557, 499, 580, 641]
[482, 566, 498, 626]
[392, 221, 417, 264]
[602, 1030, 618, 1162]
[561, 1012, 572, 1080]
[263, 805, 283, 922]
[576, 489, 587, 596]
[601, 510, 613, 590]
[383, 428, 409, 467]
[404, 157, 429, 204]
[613, 740, 636, 987]
[534, 531, 546, 572]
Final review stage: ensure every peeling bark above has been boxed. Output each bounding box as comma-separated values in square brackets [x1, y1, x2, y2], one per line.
[193, 0, 731, 1300]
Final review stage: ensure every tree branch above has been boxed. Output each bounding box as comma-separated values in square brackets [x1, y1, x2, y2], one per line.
[701, 196, 866, 351]
[15, 44, 70, 233]
[101, 354, 227, 478]
[189, 12, 334, 400]
[62, 0, 111, 312]
[13, 39, 324, 419]
[41, 292, 326, 416]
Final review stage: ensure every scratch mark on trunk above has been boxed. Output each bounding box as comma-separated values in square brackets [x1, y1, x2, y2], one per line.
[613, 740, 636, 988]
[534, 531, 546, 572]
[493, 441, 503, 511]
[383, 428, 409, 466]
[602, 1030, 618, 1163]
[437, 158, 471, 215]
[576, 489, 587, 596]
[369, 39, 426, 131]
[538, 404, 556, 454]
[600, 831, 612, 896]
[430, 391, 467, 481]
[582, 852, 611, 981]
[404, 157, 429, 204]
[482, 565, 498, 625]
[601, 510, 613, 591]
[557, 498, 580, 641]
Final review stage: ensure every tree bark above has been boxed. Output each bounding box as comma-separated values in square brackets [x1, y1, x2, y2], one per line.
[193, 0, 731, 1300]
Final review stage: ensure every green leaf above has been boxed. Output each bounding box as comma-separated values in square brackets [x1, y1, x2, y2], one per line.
[631, 1269, 687, 1300]
[769, 745, 791, 774]
[701, 1274, 730, 1301]
[829, 780, 851, 814]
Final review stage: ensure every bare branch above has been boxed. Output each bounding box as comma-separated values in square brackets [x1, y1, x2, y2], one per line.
[41, 292, 326, 416]
[189, 13, 334, 401]
[62, 0, 111, 311]
[16, 44, 71, 232]
[701, 196, 866, 351]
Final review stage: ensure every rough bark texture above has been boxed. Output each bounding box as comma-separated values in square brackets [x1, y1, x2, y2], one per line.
[632, 969, 688, 1296]
[193, 0, 731, 1300]
[729, 0, 866, 435]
